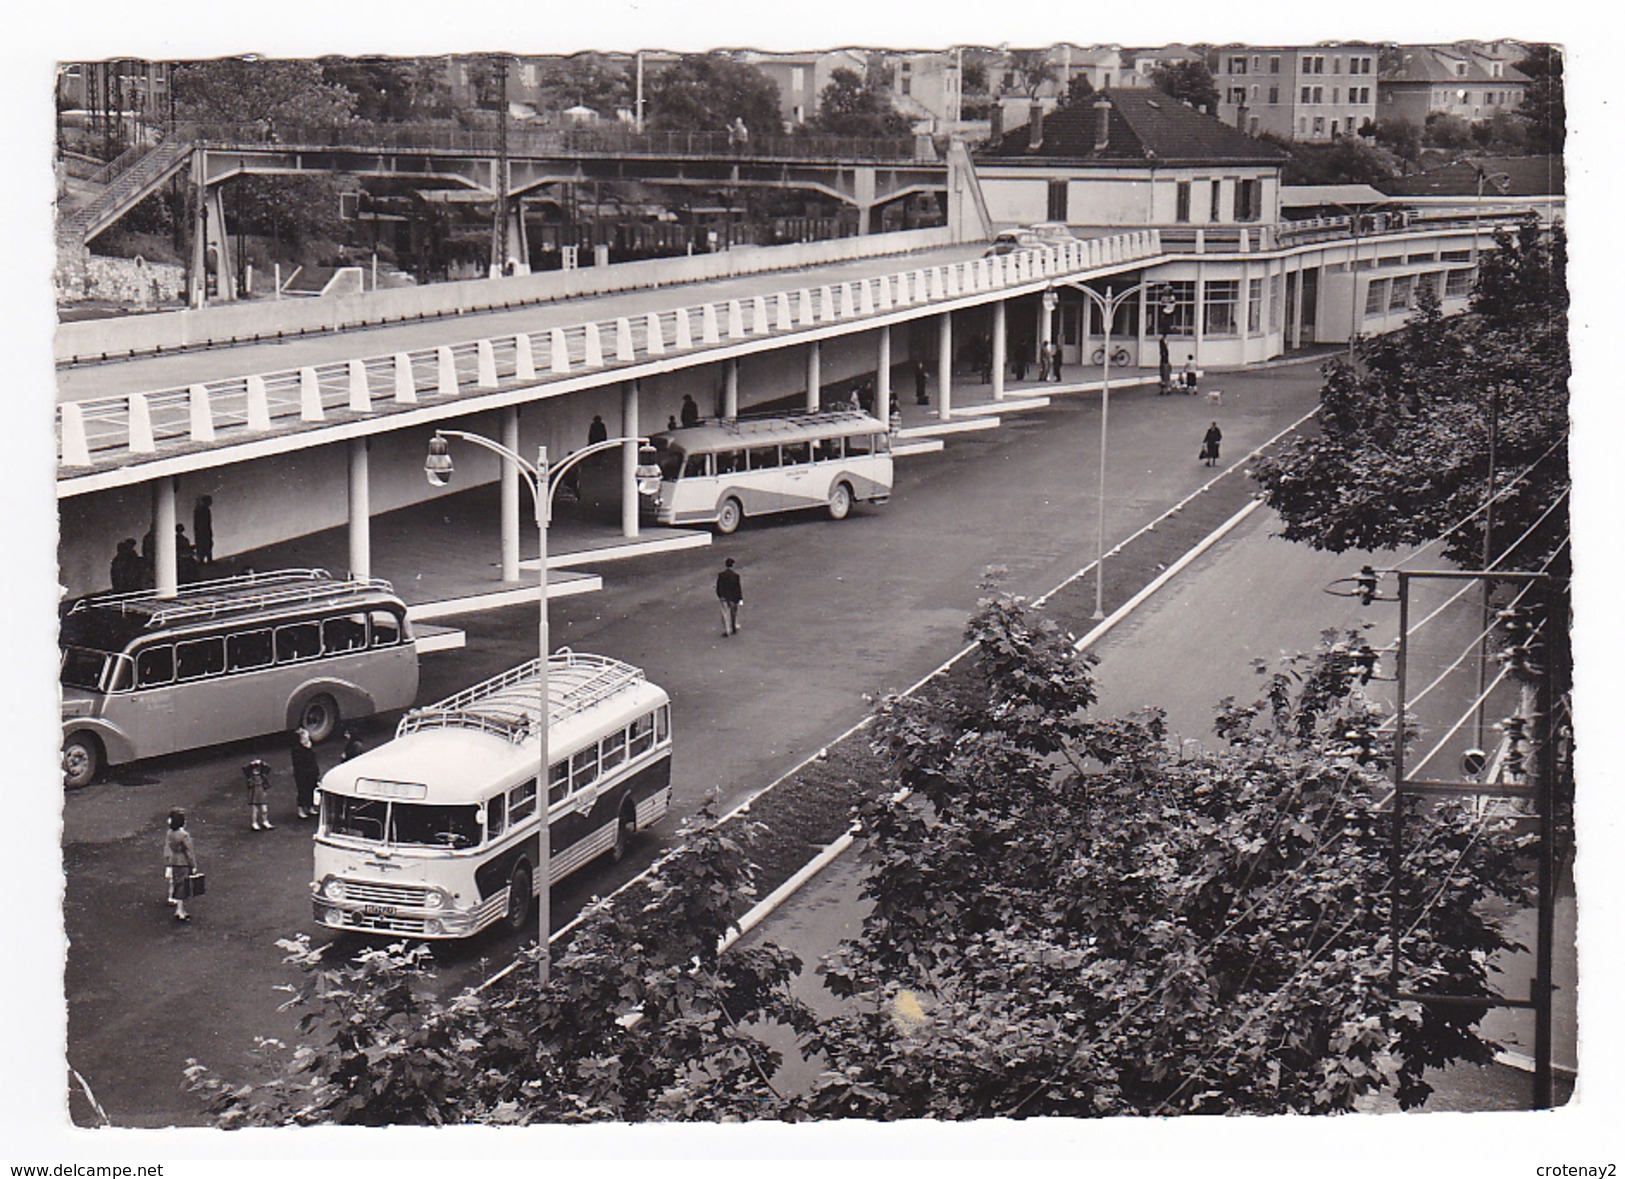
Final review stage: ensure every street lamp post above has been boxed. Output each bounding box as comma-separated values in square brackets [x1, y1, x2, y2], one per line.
[425, 430, 661, 987]
[1062, 281, 1175, 620]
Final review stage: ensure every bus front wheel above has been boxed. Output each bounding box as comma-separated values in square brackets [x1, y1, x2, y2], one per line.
[62, 733, 102, 790]
[828, 482, 853, 521]
[298, 693, 339, 743]
[505, 862, 533, 932]
[716, 497, 743, 535]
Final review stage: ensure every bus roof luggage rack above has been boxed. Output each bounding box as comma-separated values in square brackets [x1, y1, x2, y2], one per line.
[716, 408, 877, 436]
[65, 569, 400, 629]
[397, 649, 645, 745]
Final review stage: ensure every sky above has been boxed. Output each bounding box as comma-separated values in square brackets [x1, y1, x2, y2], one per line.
[4, 0, 1618, 1172]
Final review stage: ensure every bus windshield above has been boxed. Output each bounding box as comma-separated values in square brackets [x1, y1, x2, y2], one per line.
[323, 794, 483, 849]
[61, 647, 114, 691]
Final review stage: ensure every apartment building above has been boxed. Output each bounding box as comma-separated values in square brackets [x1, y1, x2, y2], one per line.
[1213, 44, 1380, 142]
[737, 49, 867, 127]
[1378, 44, 1530, 125]
[885, 51, 963, 130]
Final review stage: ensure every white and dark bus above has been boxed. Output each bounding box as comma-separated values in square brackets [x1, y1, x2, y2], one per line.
[645, 409, 893, 534]
[310, 650, 672, 940]
[59, 570, 419, 788]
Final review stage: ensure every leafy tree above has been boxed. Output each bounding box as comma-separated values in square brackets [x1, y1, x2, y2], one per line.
[805, 68, 910, 138]
[1252, 219, 1569, 570]
[645, 54, 782, 138]
[1005, 49, 1058, 101]
[185, 803, 813, 1124]
[1373, 119, 1423, 170]
[1150, 60, 1220, 113]
[1055, 73, 1097, 110]
[1278, 136, 1401, 187]
[319, 56, 453, 122]
[533, 53, 631, 116]
[172, 58, 357, 130]
[803, 583, 1532, 1117]
[1515, 45, 1564, 154]
[1423, 112, 1473, 149]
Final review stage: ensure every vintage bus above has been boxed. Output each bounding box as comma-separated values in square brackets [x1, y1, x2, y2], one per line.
[59, 570, 419, 788]
[645, 409, 893, 534]
[310, 650, 672, 940]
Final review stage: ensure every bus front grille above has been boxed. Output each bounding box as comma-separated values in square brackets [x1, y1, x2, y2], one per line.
[341, 880, 433, 907]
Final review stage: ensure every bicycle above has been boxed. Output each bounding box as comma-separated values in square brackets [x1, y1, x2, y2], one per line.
[1091, 344, 1131, 367]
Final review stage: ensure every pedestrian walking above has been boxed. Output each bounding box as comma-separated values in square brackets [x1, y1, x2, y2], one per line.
[1201, 421, 1223, 467]
[1037, 341, 1051, 383]
[110, 537, 142, 593]
[175, 525, 198, 584]
[588, 414, 609, 446]
[1047, 341, 1063, 383]
[164, 808, 197, 922]
[290, 727, 322, 820]
[1158, 337, 1172, 394]
[680, 394, 700, 428]
[913, 361, 929, 405]
[1012, 346, 1028, 382]
[340, 727, 364, 762]
[192, 495, 214, 566]
[1183, 355, 1198, 394]
[243, 757, 273, 831]
[716, 557, 744, 637]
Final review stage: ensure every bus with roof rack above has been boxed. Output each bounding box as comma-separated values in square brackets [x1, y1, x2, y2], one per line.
[310, 650, 672, 940]
[644, 408, 893, 534]
[58, 569, 418, 788]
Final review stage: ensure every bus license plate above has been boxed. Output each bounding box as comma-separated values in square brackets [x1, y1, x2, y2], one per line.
[361, 903, 397, 917]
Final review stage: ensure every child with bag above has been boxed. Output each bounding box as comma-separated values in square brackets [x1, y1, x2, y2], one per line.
[244, 757, 274, 831]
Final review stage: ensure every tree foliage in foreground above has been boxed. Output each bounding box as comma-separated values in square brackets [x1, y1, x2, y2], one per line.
[189, 586, 1535, 1123]
[1252, 218, 1569, 569]
[801, 585, 1531, 1117]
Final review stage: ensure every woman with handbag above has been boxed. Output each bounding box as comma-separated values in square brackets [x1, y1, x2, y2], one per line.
[163, 808, 197, 922]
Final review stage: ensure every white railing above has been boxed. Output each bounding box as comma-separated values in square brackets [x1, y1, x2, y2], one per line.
[58, 231, 1167, 471]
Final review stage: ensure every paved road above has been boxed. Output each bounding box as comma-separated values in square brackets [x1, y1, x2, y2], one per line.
[60, 360, 1326, 1125]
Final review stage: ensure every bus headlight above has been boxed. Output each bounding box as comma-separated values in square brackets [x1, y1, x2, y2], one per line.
[424, 919, 444, 937]
[422, 890, 444, 910]
[324, 879, 347, 902]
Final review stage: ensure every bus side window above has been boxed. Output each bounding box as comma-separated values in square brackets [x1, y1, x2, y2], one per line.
[323, 612, 369, 654]
[227, 629, 273, 672]
[370, 610, 402, 647]
[847, 433, 874, 456]
[715, 449, 741, 475]
[782, 441, 810, 465]
[510, 779, 538, 823]
[816, 437, 844, 461]
[547, 760, 570, 806]
[748, 446, 779, 470]
[683, 453, 711, 478]
[176, 637, 225, 681]
[629, 713, 655, 756]
[275, 621, 321, 663]
[486, 792, 507, 840]
[135, 645, 175, 688]
[601, 726, 627, 771]
[570, 747, 598, 793]
[656, 704, 669, 742]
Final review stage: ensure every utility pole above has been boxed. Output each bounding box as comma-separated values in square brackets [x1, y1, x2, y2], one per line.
[490, 53, 510, 277]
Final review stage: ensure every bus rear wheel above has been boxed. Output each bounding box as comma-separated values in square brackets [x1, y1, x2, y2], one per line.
[505, 862, 533, 932]
[716, 497, 743, 535]
[62, 733, 101, 790]
[299, 693, 339, 743]
[828, 482, 853, 521]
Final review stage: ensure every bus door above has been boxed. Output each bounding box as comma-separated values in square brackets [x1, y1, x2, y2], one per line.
[125, 643, 181, 757]
[780, 440, 813, 506]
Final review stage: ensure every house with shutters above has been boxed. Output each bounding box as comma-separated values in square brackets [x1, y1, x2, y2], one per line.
[1212, 43, 1382, 142]
[976, 88, 1288, 235]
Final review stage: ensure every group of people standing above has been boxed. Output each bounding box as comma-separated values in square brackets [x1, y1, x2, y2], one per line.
[161, 724, 364, 923]
[109, 496, 215, 593]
